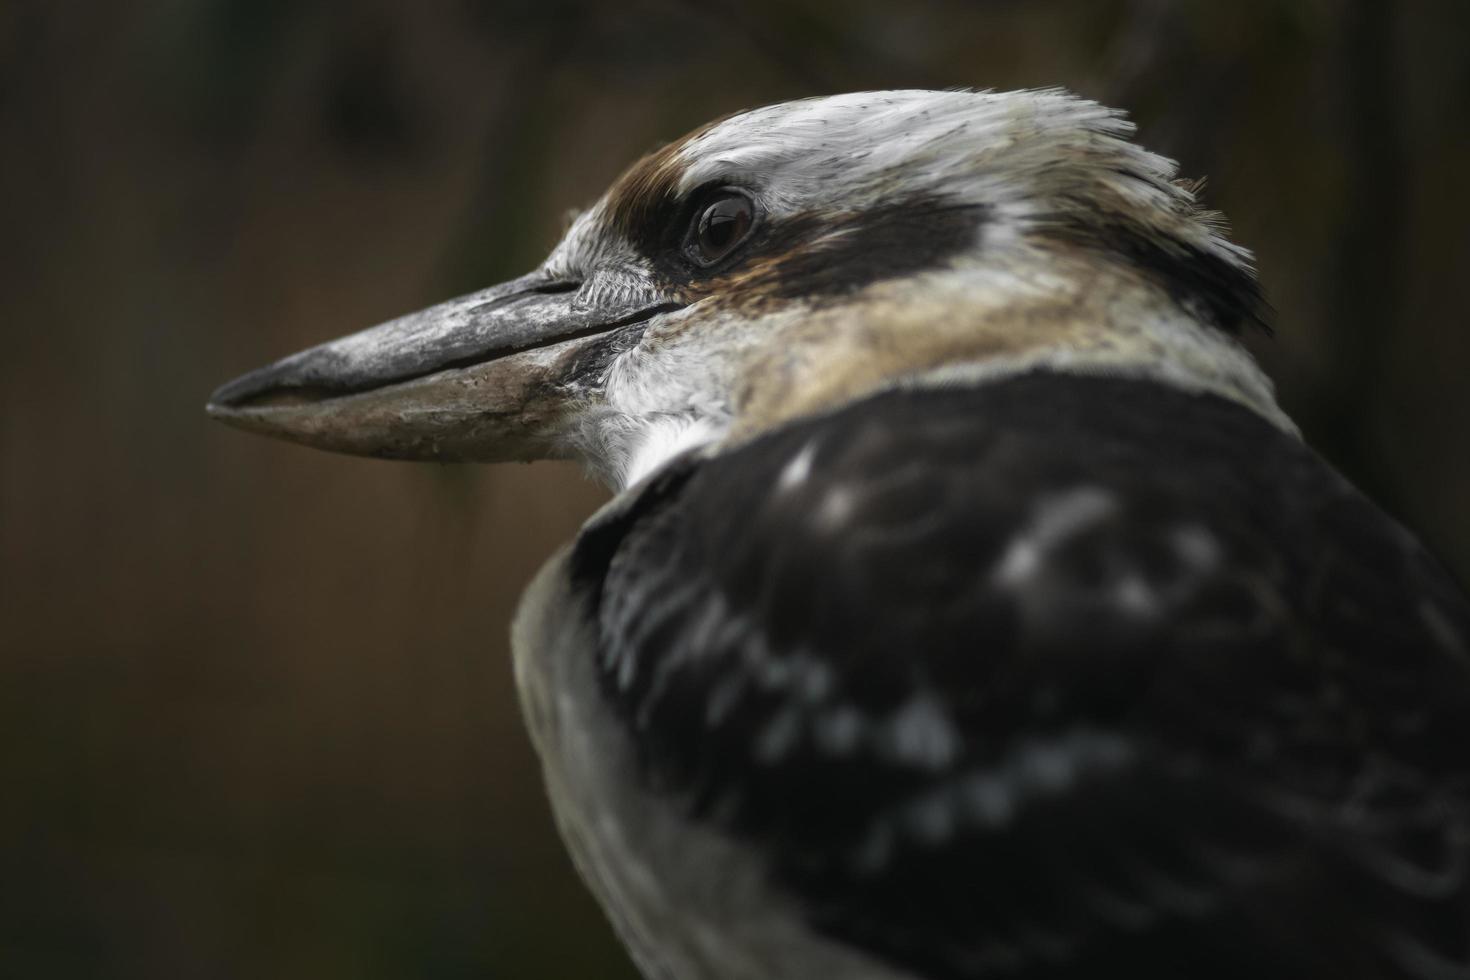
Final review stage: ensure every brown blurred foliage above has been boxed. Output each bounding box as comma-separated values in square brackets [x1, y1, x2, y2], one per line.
[1, 1, 1467, 977]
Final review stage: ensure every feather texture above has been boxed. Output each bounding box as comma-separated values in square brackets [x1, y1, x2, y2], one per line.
[572, 371, 1470, 980]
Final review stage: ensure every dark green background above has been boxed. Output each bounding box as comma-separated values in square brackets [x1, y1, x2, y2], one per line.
[3, 1, 1468, 977]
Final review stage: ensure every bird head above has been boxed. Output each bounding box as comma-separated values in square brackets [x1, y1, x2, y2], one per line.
[208, 89, 1284, 488]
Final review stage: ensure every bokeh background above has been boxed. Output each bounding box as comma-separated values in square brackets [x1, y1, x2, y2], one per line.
[3, 1, 1468, 977]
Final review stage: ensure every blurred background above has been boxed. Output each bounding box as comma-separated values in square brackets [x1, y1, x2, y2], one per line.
[2, 1, 1468, 977]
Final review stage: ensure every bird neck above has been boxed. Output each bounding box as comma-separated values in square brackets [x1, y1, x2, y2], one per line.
[728, 257, 1295, 443]
[579, 257, 1293, 491]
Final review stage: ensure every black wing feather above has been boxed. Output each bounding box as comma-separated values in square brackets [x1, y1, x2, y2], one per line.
[573, 372, 1470, 980]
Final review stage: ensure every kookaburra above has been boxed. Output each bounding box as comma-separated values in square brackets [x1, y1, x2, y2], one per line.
[209, 90, 1470, 980]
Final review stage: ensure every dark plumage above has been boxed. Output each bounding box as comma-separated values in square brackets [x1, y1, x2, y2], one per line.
[576, 372, 1470, 980]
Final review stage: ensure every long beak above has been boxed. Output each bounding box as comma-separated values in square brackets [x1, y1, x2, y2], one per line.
[206, 272, 678, 462]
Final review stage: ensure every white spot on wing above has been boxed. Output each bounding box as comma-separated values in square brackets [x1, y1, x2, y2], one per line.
[704, 673, 746, 728]
[881, 694, 960, 771]
[777, 440, 818, 493]
[757, 655, 793, 689]
[994, 486, 1117, 587]
[616, 650, 638, 691]
[815, 485, 856, 530]
[1173, 524, 1221, 572]
[1114, 575, 1160, 618]
[754, 706, 803, 764]
[1019, 739, 1078, 793]
[796, 657, 834, 701]
[957, 730, 1134, 831]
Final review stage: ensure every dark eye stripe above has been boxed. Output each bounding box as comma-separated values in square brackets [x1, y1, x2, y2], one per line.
[693, 197, 989, 306]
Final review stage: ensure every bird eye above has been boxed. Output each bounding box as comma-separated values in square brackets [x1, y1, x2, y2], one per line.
[685, 191, 756, 267]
